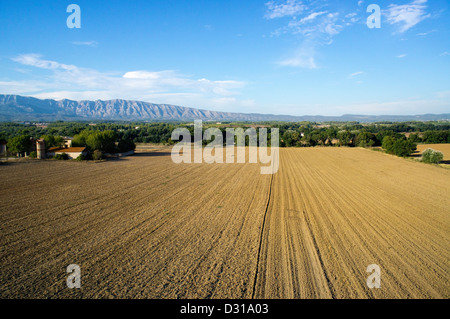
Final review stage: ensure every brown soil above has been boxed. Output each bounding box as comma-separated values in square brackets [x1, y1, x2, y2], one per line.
[1, 147, 448, 298]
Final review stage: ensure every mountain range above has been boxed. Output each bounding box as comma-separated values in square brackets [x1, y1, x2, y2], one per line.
[0, 94, 449, 123]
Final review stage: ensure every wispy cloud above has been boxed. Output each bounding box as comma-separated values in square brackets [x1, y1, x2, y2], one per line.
[72, 40, 98, 47]
[265, 1, 361, 69]
[298, 11, 327, 24]
[440, 52, 450, 57]
[396, 54, 407, 58]
[12, 54, 77, 71]
[286, 12, 344, 37]
[385, 0, 430, 33]
[349, 71, 364, 78]
[4, 54, 248, 111]
[264, 0, 306, 19]
[416, 29, 437, 36]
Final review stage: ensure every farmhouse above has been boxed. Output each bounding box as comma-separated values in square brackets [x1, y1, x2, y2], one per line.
[62, 137, 73, 148]
[47, 146, 88, 159]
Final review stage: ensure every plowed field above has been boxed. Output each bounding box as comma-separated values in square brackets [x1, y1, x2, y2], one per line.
[1, 147, 449, 298]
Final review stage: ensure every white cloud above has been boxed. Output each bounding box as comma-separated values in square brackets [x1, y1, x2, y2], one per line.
[123, 70, 166, 80]
[12, 54, 77, 71]
[416, 29, 436, 36]
[286, 11, 343, 38]
[265, 0, 306, 19]
[72, 41, 98, 47]
[299, 11, 327, 24]
[358, 1, 364, 7]
[385, 0, 430, 33]
[5, 54, 248, 111]
[396, 54, 407, 58]
[349, 71, 364, 78]
[266, 2, 358, 69]
[440, 52, 450, 56]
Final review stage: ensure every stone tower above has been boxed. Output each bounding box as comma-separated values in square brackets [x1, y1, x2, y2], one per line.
[36, 139, 46, 159]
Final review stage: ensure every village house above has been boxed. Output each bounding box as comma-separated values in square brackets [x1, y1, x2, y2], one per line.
[46, 146, 87, 159]
[35, 138, 87, 160]
[47, 147, 87, 159]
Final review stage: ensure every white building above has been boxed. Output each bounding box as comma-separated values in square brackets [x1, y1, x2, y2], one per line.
[47, 146, 88, 159]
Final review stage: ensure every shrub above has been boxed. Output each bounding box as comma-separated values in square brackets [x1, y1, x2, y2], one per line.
[29, 151, 37, 159]
[92, 150, 104, 161]
[75, 154, 85, 161]
[54, 153, 69, 160]
[421, 149, 444, 164]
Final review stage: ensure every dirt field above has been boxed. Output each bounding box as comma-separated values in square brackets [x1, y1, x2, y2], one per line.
[0, 147, 449, 298]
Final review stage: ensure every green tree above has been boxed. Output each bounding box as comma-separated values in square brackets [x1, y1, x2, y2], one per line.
[383, 136, 416, 157]
[392, 139, 416, 157]
[408, 133, 421, 143]
[99, 130, 117, 153]
[421, 149, 444, 164]
[337, 131, 354, 146]
[86, 131, 103, 151]
[41, 135, 64, 148]
[73, 130, 117, 153]
[8, 135, 32, 156]
[72, 130, 91, 147]
[355, 131, 376, 148]
[382, 136, 396, 154]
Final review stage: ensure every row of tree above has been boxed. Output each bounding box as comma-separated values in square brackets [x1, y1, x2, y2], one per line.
[1, 121, 449, 158]
[71, 130, 136, 156]
[3, 130, 135, 159]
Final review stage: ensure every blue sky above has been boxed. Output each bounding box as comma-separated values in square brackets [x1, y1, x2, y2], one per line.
[0, 0, 449, 116]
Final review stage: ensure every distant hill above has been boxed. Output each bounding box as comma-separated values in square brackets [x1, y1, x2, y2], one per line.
[0, 94, 449, 122]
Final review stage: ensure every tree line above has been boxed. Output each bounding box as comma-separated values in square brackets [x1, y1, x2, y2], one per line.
[1, 121, 449, 160]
